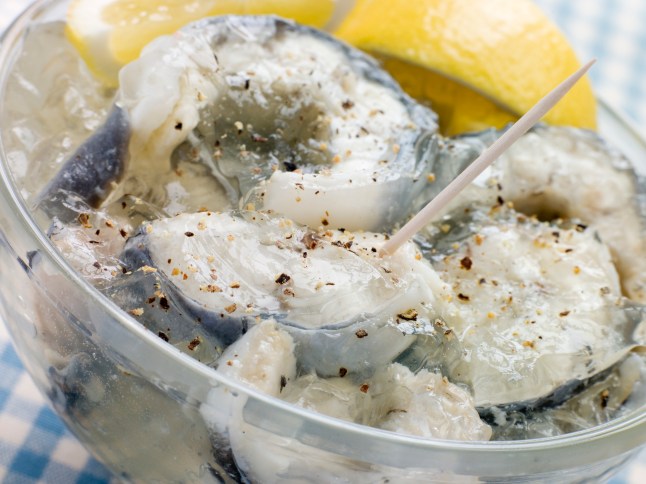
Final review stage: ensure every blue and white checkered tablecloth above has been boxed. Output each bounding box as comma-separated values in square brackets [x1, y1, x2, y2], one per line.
[0, 324, 113, 484]
[1, 0, 646, 482]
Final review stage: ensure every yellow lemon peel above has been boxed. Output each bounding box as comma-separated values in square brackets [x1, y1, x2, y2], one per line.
[335, 0, 596, 134]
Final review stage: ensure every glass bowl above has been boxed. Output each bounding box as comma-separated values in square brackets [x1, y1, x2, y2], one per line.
[0, 1, 645, 482]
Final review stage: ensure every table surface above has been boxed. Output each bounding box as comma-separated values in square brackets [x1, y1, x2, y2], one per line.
[1, 0, 646, 482]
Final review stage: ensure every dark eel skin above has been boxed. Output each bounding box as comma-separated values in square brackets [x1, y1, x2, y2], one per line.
[37, 105, 130, 220]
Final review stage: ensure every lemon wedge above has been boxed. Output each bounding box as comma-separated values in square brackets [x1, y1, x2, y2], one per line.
[66, 0, 336, 87]
[334, 0, 596, 135]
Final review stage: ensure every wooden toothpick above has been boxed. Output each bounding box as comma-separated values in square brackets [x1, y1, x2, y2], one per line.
[379, 59, 596, 256]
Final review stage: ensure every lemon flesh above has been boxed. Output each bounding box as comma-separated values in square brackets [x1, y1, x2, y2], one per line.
[335, 0, 597, 134]
[66, 0, 336, 87]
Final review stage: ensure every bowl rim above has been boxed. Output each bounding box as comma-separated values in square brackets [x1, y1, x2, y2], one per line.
[0, 0, 645, 476]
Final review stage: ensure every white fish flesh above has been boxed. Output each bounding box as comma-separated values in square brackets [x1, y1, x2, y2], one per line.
[438, 125, 646, 302]
[201, 320, 489, 483]
[419, 204, 644, 407]
[282, 363, 491, 441]
[50, 15, 437, 232]
[116, 210, 447, 375]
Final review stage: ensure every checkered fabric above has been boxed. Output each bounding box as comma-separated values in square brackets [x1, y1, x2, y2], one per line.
[537, 0, 646, 136]
[0, 324, 112, 483]
[0, 0, 646, 483]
